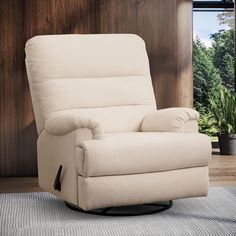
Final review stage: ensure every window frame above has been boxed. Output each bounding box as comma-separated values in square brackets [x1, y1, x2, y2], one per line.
[193, 1, 234, 10]
[193, 0, 236, 91]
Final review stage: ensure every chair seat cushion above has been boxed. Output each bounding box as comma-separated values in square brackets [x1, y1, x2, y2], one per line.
[76, 132, 211, 177]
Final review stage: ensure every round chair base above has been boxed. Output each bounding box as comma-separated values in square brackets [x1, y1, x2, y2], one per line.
[65, 200, 173, 216]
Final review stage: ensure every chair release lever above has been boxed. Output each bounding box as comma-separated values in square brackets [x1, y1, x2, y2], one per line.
[54, 165, 62, 191]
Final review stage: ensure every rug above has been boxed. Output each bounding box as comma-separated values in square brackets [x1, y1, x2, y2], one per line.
[0, 187, 236, 236]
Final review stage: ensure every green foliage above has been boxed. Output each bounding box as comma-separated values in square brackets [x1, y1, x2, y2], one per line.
[209, 86, 236, 134]
[196, 105, 219, 136]
[193, 39, 221, 109]
[217, 12, 235, 29]
[193, 15, 235, 136]
[211, 30, 235, 90]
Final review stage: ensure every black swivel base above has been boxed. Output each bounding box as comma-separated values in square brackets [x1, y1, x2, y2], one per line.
[65, 201, 173, 216]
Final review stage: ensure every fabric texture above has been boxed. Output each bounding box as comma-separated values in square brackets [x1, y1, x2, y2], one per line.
[37, 130, 79, 205]
[25, 34, 211, 211]
[45, 115, 103, 139]
[141, 107, 199, 133]
[1, 188, 235, 236]
[76, 132, 211, 177]
[47, 105, 155, 133]
[78, 167, 209, 210]
[25, 34, 156, 134]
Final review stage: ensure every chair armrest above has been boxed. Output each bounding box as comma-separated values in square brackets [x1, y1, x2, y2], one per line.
[141, 108, 199, 133]
[44, 115, 103, 139]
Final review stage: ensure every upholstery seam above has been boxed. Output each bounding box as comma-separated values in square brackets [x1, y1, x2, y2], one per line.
[29, 75, 150, 82]
[77, 165, 209, 178]
[83, 149, 88, 178]
[72, 132, 79, 206]
[44, 104, 155, 116]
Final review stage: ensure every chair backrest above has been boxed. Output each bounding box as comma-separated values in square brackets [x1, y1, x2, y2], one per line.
[25, 34, 156, 134]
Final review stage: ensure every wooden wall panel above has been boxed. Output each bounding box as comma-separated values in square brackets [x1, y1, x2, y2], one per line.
[0, 0, 193, 176]
[0, 0, 38, 176]
[0, 0, 101, 177]
[98, 0, 192, 108]
[176, 0, 193, 107]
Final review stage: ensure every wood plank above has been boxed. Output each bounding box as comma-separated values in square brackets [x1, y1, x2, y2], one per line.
[0, 0, 38, 176]
[210, 181, 236, 187]
[99, 0, 193, 108]
[209, 153, 236, 187]
[0, 177, 41, 193]
[176, 0, 193, 107]
[0, 0, 99, 176]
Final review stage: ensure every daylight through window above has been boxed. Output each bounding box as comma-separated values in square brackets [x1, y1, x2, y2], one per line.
[193, 0, 235, 138]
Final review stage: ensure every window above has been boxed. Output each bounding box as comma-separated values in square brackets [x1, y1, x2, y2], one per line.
[193, 0, 235, 137]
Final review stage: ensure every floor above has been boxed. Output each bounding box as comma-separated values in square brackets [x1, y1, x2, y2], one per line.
[209, 149, 236, 187]
[0, 150, 235, 193]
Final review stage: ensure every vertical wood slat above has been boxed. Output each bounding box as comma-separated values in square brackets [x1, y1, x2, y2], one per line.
[0, 0, 193, 176]
[0, 0, 37, 176]
[176, 0, 193, 107]
[98, 0, 193, 109]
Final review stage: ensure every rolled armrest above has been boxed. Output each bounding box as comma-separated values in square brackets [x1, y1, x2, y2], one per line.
[141, 108, 199, 133]
[44, 115, 103, 139]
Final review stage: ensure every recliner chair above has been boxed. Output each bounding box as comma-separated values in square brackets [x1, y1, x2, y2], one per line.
[25, 34, 211, 213]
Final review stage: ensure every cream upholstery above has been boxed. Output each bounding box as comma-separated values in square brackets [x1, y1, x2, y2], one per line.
[78, 167, 209, 210]
[45, 115, 103, 139]
[141, 107, 199, 133]
[76, 132, 211, 177]
[26, 34, 211, 211]
[25, 34, 156, 134]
